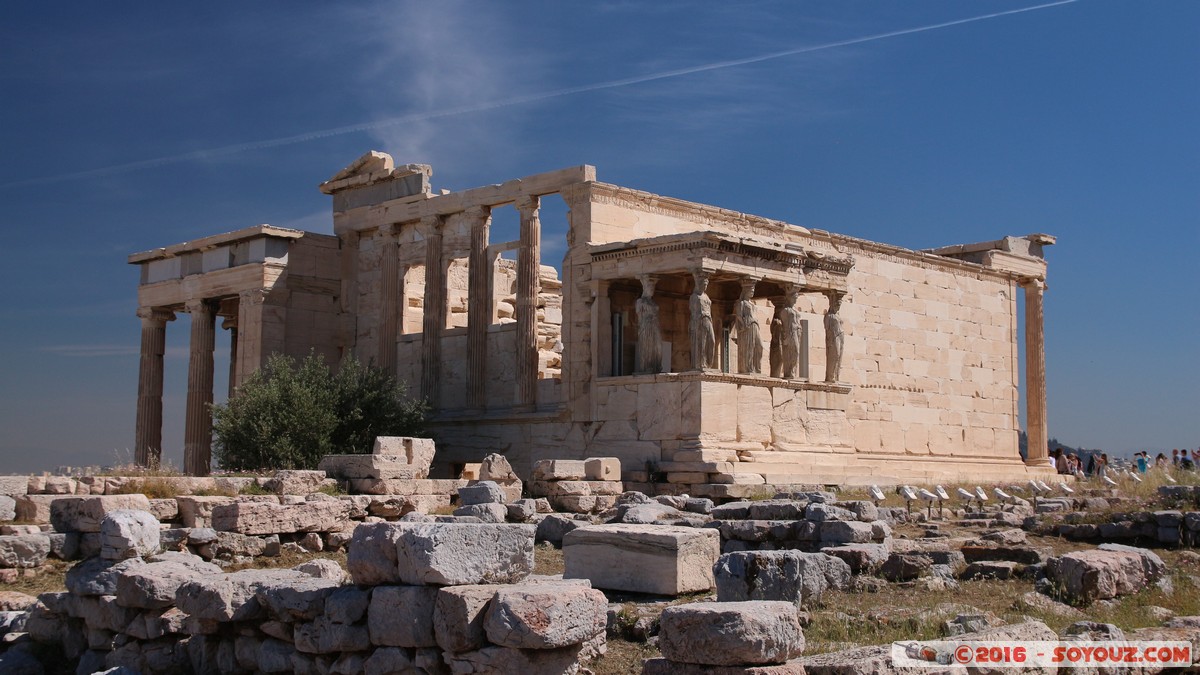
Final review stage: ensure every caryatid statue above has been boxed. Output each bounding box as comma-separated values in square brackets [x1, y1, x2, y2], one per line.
[635, 274, 662, 374]
[734, 278, 762, 374]
[689, 271, 716, 370]
[780, 285, 804, 379]
[769, 298, 785, 378]
[824, 291, 845, 383]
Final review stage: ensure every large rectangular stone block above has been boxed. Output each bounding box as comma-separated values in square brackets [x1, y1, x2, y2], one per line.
[210, 500, 349, 536]
[563, 524, 719, 595]
[531, 460, 587, 481]
[0, 476, 28, 496]
[658, 601, 805, 666]
[395, 523, 535, 586]
[318, 454, 427, 480]
[50, 495, 152, 533]
[175, 496, 238, 529]
[584, 457, 620, 481]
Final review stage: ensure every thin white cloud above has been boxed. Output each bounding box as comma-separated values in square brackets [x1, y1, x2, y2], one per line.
[40, 344, 189, 359]
[40, 344, 139, 358]
[0, 0, 1077, 189]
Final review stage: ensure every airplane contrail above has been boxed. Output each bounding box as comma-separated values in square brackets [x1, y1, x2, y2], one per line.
[1, 0, 1077, 189]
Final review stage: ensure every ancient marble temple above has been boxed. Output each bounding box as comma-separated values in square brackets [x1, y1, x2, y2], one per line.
[130, 152, 1057, 491]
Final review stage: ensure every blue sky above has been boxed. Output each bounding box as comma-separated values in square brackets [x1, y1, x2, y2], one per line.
[1, 1, 1196, 473]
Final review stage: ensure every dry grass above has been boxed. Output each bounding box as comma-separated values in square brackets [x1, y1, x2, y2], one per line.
[592, 638, 659, 675]
[3, 559, 71, 596]
[535, 543, 565, 576]
[224, 548, 347, 573]
[114, 477, 184, 500]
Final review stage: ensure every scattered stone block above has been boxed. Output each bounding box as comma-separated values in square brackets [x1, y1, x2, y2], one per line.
[50, 495, 152, 533]
[443, 644, 591, 674]
[1047, 548, 1149, 603]
[175, 569, 310, 621]
[483, 583, 608, 649]
[536, 513, 588, 545]
[479, 453, 519, 482]
[0, 534, 50, 569]
[175, 496, 238, 529]
[263, 470, 327, 495]
[210, 500, 348, 536]
[14, 495, 56, 523]
[453, 503, 507, 523]
[294, 615, 371, 654]
[532, 460, 587, 481]
[659, 601, 805, 666]
[395, 523, 535, 585]
[256, 575, 342, 621]
[66, 557, 146, 596]
[347, 522, 405, 585]
[100, 510, 160, 560]
[115, 557, 223, 609]
[715, 551, 851, 607]
[584, 458, 620, 481]
[458, 481, 506, 506]
[563, 524, 719, 595]
[880, 553, 932, 582]
[820, 544, 889, 574]
[962, 560, 1021, 580]
[435, 584, 497, 653]
[0, 476, 28, 496]
[319, 454, 426, 480]
[368, 585, 438, 647]
[0, 495, 15, 521]
[818, 520, 876, 544]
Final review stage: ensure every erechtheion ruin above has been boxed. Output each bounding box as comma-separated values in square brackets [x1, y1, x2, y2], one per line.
[130, 151, 1058, 491]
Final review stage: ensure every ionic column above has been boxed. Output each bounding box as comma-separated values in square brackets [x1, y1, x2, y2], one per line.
[465, 206, 492, 411]
[223, 317, 238, 399]
[376, 223, 400, 374]
[421, 216, 445, 406]
[1022, 278, 1051, 468]
[184, 299, 216, 476]
[134, 307, 174, 468]
[515, 195, 541, 409]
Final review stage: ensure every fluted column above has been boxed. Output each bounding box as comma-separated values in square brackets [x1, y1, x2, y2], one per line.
[420, 216, 445, 406]
[515, 195, 541, 409]
[376, 223, 400, 373]
[184, 299, 216, 475]
[1022, 278, 1050, 468]
[134, 307, 174, 467]
[466, 206, 492, 411]
[222, 316, 238, 399]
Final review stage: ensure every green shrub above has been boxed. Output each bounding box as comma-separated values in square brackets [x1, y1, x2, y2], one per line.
[212, 352, 426, 471]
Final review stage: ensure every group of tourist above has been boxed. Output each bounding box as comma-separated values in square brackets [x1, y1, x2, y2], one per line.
[1172, 448, 1199, 471]
[1047, 446, 1200, 480]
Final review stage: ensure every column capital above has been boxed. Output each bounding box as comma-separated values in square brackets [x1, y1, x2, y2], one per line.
[375, 222, 399, 239]
[136, 307, 175, 324]
[184, 298, 213, 314]
[238, 288, 269, 306]
[462, 205, 492, 221]
[1020, 277, 1046, 292]
[419, 214, 444, 232]
[514, 194, 541, 214]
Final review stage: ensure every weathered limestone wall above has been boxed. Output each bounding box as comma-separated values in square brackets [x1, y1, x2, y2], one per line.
[277, 234, 342, 366]
[835, 249, 1018, 460]
[558, 182, 1034, 486]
